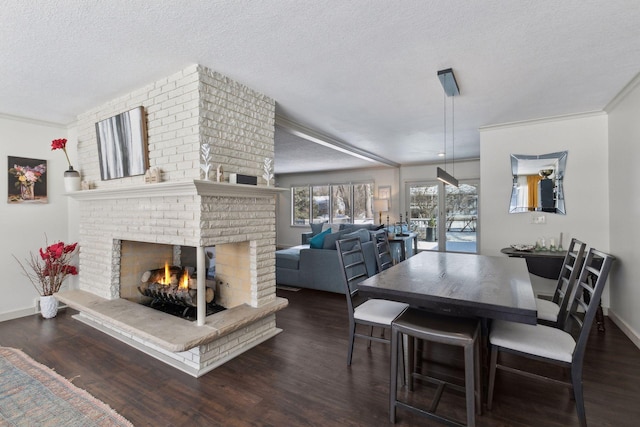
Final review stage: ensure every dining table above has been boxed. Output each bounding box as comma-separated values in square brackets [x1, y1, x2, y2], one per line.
[357, 250, 538, 325]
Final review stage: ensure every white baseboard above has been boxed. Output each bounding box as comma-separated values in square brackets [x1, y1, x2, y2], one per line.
[608, 309, 640, 350]
[0, 299, 69, 323]
[0, 307, 37, 322]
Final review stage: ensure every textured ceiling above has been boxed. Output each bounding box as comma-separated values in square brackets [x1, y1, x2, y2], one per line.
[2, 1, 640, 174]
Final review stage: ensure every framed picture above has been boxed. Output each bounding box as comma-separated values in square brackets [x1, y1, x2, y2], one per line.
[96, 106, 148, 180]
[378, 185, 391, 205]
[7, 156, 48, 204]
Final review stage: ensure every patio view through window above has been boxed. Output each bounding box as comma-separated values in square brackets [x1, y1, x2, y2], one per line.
[408, 181, 478, 253]
[292, 183, 374, 225]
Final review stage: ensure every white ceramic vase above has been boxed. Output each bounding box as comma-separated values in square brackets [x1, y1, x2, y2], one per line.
[40, 295, 59, 319]
[64, 167, 81, 192]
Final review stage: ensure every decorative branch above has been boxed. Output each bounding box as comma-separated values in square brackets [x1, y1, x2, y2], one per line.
[263, 157, 274, 186]
[200, 143, 213, 180]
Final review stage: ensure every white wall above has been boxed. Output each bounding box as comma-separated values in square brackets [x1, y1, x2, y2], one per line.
[0, 115, 75, 320]
[479, 112, 610, 299]
[606, 73, 640, 348]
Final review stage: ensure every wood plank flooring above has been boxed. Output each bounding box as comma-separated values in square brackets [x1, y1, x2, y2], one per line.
[0, 288, 639, 426]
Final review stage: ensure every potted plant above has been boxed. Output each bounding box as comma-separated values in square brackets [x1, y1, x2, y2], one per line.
[426, 217, 437, 242]
[14, 238, 78, 318]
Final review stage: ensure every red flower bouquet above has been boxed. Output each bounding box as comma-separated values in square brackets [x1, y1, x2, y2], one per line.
[51, 138, 74, 170]
[14, 238, 79, 296]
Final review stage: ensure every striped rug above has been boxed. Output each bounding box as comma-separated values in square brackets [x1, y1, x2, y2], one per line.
[0, 347, 133, 426]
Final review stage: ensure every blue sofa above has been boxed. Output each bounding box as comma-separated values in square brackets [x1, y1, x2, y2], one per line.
[276, 225, 383, 293]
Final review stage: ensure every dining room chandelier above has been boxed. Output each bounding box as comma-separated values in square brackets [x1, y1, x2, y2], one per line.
[436, 68, 459, 188]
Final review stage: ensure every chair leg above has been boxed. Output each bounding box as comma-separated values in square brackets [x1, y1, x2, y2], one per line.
[399, 334, 406, 387]
[368, 325, 374, 349]
[572, 365, 587, 427]
[390, 328, 400, 423]
[407, 336, 415, 391]
[487, 346, 498, 410]
[347, 323, 356, 366]
[464, 343, 476, 427]
[474, 333, 482, 415]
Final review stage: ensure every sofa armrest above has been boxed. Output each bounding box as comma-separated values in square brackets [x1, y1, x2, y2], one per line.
[301, 232, 313, 245]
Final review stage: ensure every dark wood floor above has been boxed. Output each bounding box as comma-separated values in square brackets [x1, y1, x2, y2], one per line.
[1, 288, 639, 427]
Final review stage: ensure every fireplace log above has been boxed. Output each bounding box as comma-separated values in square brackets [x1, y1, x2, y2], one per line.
[140, 266, 184, 285]
[138, 283, 214, 305]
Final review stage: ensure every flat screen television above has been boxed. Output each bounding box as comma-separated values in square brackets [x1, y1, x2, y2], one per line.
[95, 106, 148, 180]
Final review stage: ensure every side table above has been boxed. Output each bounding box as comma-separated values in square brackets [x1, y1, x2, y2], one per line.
[389, 232, 418, 262]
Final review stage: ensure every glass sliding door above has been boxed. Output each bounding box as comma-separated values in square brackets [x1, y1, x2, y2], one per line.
[408, 181, 478, 253]
[408, 183, 439, 251]
[444, 182, 478, 253]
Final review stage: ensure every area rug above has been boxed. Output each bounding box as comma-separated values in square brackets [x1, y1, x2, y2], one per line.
[0, 347, 133, 426]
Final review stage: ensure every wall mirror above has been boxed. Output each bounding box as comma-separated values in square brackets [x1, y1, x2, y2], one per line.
[509, 151, 567, 215]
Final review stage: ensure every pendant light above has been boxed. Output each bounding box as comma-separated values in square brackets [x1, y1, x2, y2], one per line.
[436, 68, 459, 187]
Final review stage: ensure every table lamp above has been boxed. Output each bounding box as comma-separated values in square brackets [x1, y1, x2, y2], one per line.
[374, 199, 389, 225]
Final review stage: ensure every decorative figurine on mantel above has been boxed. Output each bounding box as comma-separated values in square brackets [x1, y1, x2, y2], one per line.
[200, 143, 213, 180]
[216, 165, 224, 183]
[263, 157, 274, 186]
[144, 167, 161, 184]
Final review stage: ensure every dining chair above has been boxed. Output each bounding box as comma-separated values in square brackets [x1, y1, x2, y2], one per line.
[373, 232, 394, 273]
[536, 238, 587, 329]
[390, 308, 481, 426]
[336, 237, 409, 366]
[487, 247, 615, 427]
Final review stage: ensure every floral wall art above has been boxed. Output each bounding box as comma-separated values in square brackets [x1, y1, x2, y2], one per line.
[7, 156, 48, 204]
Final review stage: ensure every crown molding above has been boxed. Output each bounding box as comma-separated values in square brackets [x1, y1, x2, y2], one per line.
[0, 112, 68, 129]
[604, 71, 640, 112]
[479, 111, 606, 132]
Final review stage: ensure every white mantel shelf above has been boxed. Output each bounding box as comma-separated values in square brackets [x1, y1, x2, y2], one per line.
[66, 180, 288, 200]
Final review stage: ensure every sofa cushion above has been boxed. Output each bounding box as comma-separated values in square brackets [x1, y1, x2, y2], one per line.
[309, 228, 331, 249]
[339, 223, 375, 232]
[275, 246, 306, 270]
[342, 228, 371, 243]
[310, 221, 326, 236]
[322, 231, 345, 250]
[321, 223, 342, 234]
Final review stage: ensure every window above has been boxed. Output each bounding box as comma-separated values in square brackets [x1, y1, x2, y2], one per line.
[292, 186, 310, 225]
[291, 183, 374, 225]
[312, 186, 330, 222]
[353, 183, 374, 224]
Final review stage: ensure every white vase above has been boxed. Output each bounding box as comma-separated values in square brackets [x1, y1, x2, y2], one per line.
[40, 295, 59, 319]
[64, 167, 81, 192]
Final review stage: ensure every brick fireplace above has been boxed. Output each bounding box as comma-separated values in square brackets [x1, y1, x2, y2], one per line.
[56, 65, 288, 377]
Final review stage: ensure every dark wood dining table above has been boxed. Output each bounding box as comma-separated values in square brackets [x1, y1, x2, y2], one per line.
[358, 251, 538, 325]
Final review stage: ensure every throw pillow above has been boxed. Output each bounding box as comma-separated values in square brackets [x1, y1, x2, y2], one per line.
[322, 231, 345, 250]
[309, 228, 331, 249]
[310, 221, 326, 236]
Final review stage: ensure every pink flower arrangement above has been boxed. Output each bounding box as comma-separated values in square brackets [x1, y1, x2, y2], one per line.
[9, 163, 46, 186]
[51, 138, 73, 169]
[14, 238, 79, 296]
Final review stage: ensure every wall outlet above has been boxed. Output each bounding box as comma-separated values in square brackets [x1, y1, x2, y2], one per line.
[532, 215, 546, 224]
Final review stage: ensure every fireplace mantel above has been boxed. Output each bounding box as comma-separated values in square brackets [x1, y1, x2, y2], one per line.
[66, 180, 287, 201]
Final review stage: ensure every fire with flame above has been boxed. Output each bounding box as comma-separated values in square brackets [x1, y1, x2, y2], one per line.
[157, 262, 190, 289]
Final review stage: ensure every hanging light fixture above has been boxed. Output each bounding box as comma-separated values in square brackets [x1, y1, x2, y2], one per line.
[436, 68, 459, 188]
